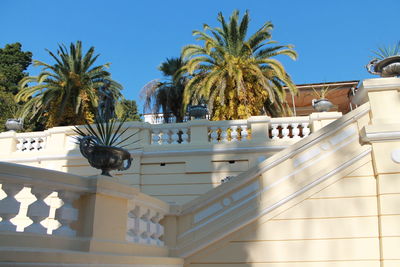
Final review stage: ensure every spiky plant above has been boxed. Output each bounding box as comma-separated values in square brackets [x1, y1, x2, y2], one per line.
[372, 41, 400, 60]
[73, 116, 138, 148]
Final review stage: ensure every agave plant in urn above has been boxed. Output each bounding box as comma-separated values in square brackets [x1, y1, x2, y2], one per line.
[74, 117, 139, 177]
[311, 85, 335, 112]
[366, 41, 400, 77]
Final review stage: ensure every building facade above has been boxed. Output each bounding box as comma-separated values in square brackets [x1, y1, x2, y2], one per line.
[0, 77, 399, 266]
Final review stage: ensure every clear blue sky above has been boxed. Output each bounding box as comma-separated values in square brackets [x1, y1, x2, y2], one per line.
[2, 0, 399, 112]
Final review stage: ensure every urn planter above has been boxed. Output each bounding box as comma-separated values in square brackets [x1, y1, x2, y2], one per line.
[5, 118, 23, 131]
[79, 136, 132, 177]
[366, 55, 400, 77]
[312, 98, 333, 112]
[188, 105, 208, 119]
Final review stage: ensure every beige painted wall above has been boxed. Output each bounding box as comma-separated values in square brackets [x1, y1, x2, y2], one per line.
[184, 156, 380, 267]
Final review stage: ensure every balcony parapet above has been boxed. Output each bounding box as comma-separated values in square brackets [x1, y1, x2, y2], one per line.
[0, 113, 342, 161]
[0, 162, 171, 256]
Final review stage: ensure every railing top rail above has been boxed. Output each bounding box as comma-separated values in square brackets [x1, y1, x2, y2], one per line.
[15, 131, 50, 138]
[0, 162, 171, 211]
[270, 116, 310, 124]
[207, 119, 250, 127]
[149, 121, 191, 129]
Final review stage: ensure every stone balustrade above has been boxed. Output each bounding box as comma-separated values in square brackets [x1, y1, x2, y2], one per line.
[15, 132, 48, 152]
[0, 162, 170, 252]
[0, 113, 342, 156]
[126, 199, 166, 246]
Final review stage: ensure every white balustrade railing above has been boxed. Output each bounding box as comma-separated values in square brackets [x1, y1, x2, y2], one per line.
[0, 164, 170, 249]
[270, 117, 311, 140]
[143, 113, 210, 124]
[0, 182, 80, 236]
[150, 125, 190, 145]
[209, 121, 249, 143]
[126, 201, 165, 246]
[1, 114, 339, 153]
[16, 132, 47, 152]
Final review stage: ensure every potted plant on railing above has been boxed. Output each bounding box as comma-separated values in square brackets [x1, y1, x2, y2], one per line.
[74, 116, 139, 177]
[366, 41, 400, 77]
[187, 97, 209, 120]
[311, 86, 334, 112]
[5, 118, 24, 131]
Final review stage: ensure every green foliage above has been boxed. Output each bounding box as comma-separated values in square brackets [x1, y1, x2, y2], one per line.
[16, 41, 123, 128]
[0, 43, 32, 132]
[141, 57, 187, 122]
[0, 91, 18, 131]
[116, 99, 141, 122]
[0, 43, 32, 94]
[181, 10, 297, 120]
[372, 41, 400, 60]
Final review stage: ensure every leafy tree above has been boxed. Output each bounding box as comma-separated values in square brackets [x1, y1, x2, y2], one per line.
[16, 41, 123, 128]
[0, 43, 32, 132]
[116, 99, 141, 121]
[181, 10, 297, 120]
[0, 43, 32, 94]
[141, 57, 187, 122]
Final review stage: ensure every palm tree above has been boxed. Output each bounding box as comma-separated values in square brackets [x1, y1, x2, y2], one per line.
[140, 57, 187, 123]
[16, 41, 123, 128]
[181, 10, 297, 120]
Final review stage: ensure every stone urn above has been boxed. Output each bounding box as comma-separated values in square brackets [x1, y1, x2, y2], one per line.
[5, 118, 23, 131]
[79, 136, 132, 177]
[188, 105, 208, 119]
[366, 55, 400, 77]
[312, 98, 333, 112]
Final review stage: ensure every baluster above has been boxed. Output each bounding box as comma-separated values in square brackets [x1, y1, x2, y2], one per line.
[53, 191, 80, 237]
[151, 129, 161, 145]
[21, 138, 28, 152]
[0, 183, 23, 232]
[25, 187, 52, 234]
[41, 137, 46, 149]
[271, 124, 280, 140]
[220, 127, 229, 142]
[16, 139, 24, 152]
[127, 205, 142, 243]
[291, 123, 300, 139]
[171, 129, 180, 144]
[150, 212, 164, 246]
[32, 138, 40, 151]
[230, 126, 238, 142]
[38, 137, 45, 150]
[302, 122, 311, 137]
[281, 124, 290, 139]
[26, 138, 34, 151]
[139, 208, 151, 244]
[210, 127, 219, 143]
[160, 129, 170, 144]
[180, 127, 189, 144]
[240, 125, 249, 141]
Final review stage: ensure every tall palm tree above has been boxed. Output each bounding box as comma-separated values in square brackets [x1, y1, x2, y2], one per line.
[181, 10, 297, 120]
[140, 57, 187, 122]
[16, 41, 123, 128]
